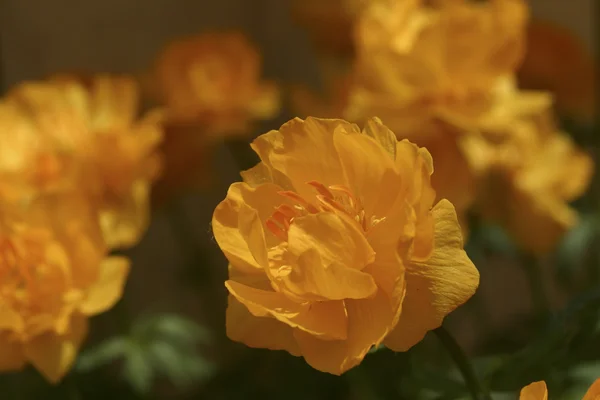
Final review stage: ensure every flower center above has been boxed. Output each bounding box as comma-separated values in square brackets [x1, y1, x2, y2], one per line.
[266, 181, 370, 241]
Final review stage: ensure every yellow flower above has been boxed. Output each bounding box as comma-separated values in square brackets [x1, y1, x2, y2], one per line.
[153, 32, 279, 134]
[470, 80, 593, 254]
[520, 379, 600, 400]
[0, 193, 129, 383]
[346, 0, 528, 221]
[212, 117, 479, 375]
[1, 76, 163, 249]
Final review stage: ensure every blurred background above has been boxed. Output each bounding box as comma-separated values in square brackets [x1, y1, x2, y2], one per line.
[0, 0, 597, 399]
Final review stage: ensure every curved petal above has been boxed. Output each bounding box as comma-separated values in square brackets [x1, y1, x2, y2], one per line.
[583, 378, 600, 400]
[333, 125, 400, 218]
[212, 182, 286, 273]
[384, 199, 479, 351]
[226, 280, 348, 340]
[276, 247, 377, 301]
[79, 256, 130, 316]
[294, 289, 395, 375]
[24, 314, 88, 383]
[226, 295, 300, 356]
[251, 117, 354, 199]
[0, 334, 26, 372]
[287, 212, 375, 270]
[519, 381, 548, 400]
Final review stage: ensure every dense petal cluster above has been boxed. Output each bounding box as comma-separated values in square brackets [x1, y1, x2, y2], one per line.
[213, 117, 479, 374]
[0, 75, 163, 249]
[346, 0, 593, 251]
[0, 194, 129, 383]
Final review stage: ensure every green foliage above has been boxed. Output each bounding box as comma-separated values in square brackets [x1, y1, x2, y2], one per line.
[76, 313, 214, 396]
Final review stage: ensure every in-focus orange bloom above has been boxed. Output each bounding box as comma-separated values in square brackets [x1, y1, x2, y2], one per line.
[149, 32, 280, 201]
[346, 0, 529, 222]
[0, 194, 129, 383]
[520, 379, 600, 400]
[1, 76, 163, 249]
[518, 19, 596, 121]
[212, 117, 479, 375]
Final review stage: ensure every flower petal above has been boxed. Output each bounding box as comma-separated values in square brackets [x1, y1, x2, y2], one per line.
[226, 295, 301, 356]
[277, 247, 378, 301]
[79, 256, 130, 316]
[251, 117, 354, 199]
[226, 280, 348, 340]
[583, 378, 600, 400]
[0, 334, 26, 372]
[333, 122, 401, 218]
[384, 199, 479, 351]
[294, 289, 395, 375]
[288, 212, 375, 270]
[212, 182, 286, 273]
[24, 314, 88, 383]
[519, 381, 548, 400]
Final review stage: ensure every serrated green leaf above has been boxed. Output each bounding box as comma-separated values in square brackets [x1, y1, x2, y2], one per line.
[76, 337, 129, 372]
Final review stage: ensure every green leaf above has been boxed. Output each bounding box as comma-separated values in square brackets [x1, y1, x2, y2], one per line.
[76, 337, 129, 372]
[122, 344, 154, 395]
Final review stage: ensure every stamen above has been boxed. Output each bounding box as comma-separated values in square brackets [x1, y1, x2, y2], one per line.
[278, 191, 319, 213]
[316, 195, 349, 215]
[329, 185, 358, 209]
[265, 219, 288, 241]
[307, 181, 334, 199]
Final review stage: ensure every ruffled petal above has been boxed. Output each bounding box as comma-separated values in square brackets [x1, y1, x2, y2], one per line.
[333, 122, 400, 218]
[251, 117, 354, 199]
[79, 256, 130, 316]
[294, 289, 395, 375]
[24, 314, 89, 383]
[212, 182, 285, 273]
[287, 213, 375, 270]
[226, 295, 300, 356]
[384, 200, 479, 351]
[276, 247, 377, 301]
[226, 280, 348, 340]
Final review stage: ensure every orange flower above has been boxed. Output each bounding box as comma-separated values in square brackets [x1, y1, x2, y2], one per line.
[212, 117, 479, 374]
[520, 379, 600, 400]
[1, 76, 163, 249]
[153, 32, 279, 134]
[518, 19, 596, 121]
[0, 193, 129, 383]
[346, 0, 528, 221]
[470, 80, 593, 254]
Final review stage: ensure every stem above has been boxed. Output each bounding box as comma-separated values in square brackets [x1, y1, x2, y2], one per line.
[521, 253, 549, 315]
[434, 326, 490, 400]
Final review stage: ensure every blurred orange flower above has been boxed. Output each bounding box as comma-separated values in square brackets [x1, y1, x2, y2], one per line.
[0, 194, 129, 383]
[153, 32, 279, 134]
[148, 32, 280, 201]
[518, 19, 596, 121]
[346, 0, 528, 221]
[212, 117, 478, 375]
[1, 76, 163, 249]
[469, 80, 593, 254]
[520, 379, 600, 400]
